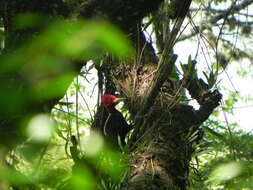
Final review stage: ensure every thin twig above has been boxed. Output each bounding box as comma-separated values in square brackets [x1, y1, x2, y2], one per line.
[75, 76, 80, 142]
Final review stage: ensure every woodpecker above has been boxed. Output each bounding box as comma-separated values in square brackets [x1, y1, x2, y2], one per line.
[101, 94, 132, 145]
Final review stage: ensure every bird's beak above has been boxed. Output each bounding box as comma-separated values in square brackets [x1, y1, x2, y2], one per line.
[114, 97, 126, 104]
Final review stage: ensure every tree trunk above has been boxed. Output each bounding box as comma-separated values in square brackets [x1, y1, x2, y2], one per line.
[101, 30, 221, 190]
[1, 1, 222, 190]
[85, 1, 222, 190]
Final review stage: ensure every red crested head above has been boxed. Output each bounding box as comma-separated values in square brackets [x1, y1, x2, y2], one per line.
[102, 94, 117, 113]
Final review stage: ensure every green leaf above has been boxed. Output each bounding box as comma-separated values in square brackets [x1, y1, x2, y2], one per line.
[208, 162, 242, 184]
[203, 71, 209, 82]
[204, 126, 225, 140]
[180, 62, 187, 73]
[36, 20, 133, 60]
[225, 99, 234, 107]
[208, 71, 216, 88]
[169, 66, 180, 80]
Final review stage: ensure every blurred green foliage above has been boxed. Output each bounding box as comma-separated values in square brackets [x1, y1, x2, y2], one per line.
[0, 13, 132, 190]
[189, 88, 253, 190]
[0, 17, 4, 53]
[0, 14, 133, 118]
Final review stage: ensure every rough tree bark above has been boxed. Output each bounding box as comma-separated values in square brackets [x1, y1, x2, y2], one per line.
[0, 1, 222, 190]
[80, 1, 222, 190]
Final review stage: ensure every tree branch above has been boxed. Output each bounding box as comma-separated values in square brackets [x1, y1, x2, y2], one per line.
[142, 54, 177, 114]
[210, 0, 253, 24]
[179, 0, 253, 42]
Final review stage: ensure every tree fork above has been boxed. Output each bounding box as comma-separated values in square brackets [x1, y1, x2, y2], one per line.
[132, 54, 177, 141]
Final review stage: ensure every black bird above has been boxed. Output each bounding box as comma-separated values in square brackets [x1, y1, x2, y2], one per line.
[101, 94, 132, 145]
